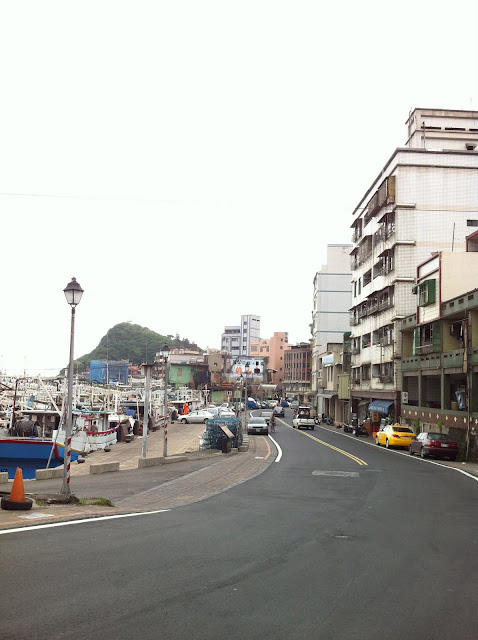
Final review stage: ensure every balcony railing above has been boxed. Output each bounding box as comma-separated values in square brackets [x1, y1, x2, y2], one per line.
[378, 298, 392, 311]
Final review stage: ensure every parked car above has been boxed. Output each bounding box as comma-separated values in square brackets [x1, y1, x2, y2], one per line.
[260, 411, 273, 424]
[410, 432, 459, 460]
[273, 405, 285, 417]
[180, 410, 214, 424]
[290, 400, 299, 410]
[375, 424, 416, 448]
[247, 417, 269, 435]
[218, 408, 235, 418]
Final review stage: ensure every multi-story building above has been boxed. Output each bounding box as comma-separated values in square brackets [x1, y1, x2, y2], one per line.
[311, 244, 352, 413]
[349, 108, 478, 422]
[283, 343, 312, 403]
[221, 315, 260, 357]
[400, 244, 478, 458]
[250, 331, 289, 392]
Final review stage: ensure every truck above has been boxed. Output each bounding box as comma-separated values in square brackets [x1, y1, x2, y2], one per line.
[292, 406, 316, 430]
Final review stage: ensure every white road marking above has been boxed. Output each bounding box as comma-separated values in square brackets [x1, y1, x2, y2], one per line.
[312, 470, 359, 477]
[0, 509, 171, 535]
[268, 434, 282, 462]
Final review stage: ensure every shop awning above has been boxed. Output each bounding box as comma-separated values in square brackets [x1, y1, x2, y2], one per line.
[317, 392, 337, 399]
[368, 400, 394, 414]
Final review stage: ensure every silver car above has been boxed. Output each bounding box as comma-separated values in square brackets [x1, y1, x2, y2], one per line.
[247, 417, 269, 435]
[180, 410, 214, 424]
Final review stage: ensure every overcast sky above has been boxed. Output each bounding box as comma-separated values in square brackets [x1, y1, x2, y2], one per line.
[1, 0, 478, 375]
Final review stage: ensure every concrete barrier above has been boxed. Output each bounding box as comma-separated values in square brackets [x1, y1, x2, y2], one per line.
[138, 457, 163, 469]
[90, 462, 120, 474]
[35, 467, 64, 480]
[162, 456, 187, 465]
[0, 472, 9, 484]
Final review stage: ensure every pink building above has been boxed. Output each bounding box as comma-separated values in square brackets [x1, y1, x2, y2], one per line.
[250, 332, 289, 393]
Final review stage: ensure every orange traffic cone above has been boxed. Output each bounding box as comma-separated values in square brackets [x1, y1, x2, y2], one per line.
[1, 467, 33, 511]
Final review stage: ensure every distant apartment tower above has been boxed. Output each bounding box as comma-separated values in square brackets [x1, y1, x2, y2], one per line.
[221, 315, 260, 357]
[250, 331, 289, 391]
[283, 343, 312, 403]
[349, 107, 478, 422]
[311, 244, 353, 399]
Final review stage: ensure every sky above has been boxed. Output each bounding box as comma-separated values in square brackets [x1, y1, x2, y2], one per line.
[1, 0, 478, 375]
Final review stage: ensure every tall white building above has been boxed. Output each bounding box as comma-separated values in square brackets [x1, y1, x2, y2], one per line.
[311, 244, 352, 414]
[349, 108, 478, 422]
[221, 315, 261, 357]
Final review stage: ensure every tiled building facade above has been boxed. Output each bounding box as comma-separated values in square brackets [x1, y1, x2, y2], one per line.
[349, 108, 478, 422]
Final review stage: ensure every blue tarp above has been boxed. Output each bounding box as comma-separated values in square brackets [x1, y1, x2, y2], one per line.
[368, 400, 394, 414]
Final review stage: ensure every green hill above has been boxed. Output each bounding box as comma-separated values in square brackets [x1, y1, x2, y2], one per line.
[74, 322, 202, 371]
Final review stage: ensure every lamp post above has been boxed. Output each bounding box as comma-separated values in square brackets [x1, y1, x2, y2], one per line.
[61, 277, 84, 496]
[160, 344, 170, 457]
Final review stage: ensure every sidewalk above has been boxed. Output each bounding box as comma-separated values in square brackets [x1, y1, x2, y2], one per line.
[316, 421, 478, 478]
[0, 423, 274, 531]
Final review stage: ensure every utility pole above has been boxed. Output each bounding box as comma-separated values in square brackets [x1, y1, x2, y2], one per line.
[142, 363, 152, 458]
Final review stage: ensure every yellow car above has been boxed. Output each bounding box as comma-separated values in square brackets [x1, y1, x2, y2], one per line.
[375, 424, 416, 449]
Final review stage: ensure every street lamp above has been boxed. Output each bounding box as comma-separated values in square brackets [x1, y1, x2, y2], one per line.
[159, 344, 170, 457]
[61, 277, 84, 496]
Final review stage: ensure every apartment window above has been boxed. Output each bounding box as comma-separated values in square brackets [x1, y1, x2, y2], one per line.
[467, 220, 478, 226]
[413, 322, 441, 354]
[418, 279, 436, 307]
[362, 365, 371, 380]
[358, 278, 361, 294]
[363, 269, 372, 287]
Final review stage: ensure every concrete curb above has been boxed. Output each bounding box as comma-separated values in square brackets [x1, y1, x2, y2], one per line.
[90, 462, 120, 474]
[35, 467, 64, 480]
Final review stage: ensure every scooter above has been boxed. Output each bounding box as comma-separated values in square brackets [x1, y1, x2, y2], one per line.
[343, 423, 354, 433]
[353, 423, 369, 437]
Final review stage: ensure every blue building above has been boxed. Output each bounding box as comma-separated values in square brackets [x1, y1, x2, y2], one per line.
[89, 360, 129, 384]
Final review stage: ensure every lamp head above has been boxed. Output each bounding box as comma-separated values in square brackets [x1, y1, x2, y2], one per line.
[160, 343, 170, 359]
[63, 277, 84, 307]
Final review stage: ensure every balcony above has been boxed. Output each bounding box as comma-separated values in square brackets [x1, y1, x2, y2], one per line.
[442, 350, 464, 369]
[368, 300, 379, 315]
[420, 353, 441, 369]
[351, 346, 360, 355]
[378, 298, 392, 312]
[350, 314, 359, 326]
[402, 357, 420, 371]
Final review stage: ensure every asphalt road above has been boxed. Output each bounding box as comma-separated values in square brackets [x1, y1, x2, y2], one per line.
[2, 410, 477, 640]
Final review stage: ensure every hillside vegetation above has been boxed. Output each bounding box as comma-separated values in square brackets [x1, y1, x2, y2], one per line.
[74, 323, 201, 371]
